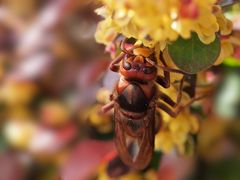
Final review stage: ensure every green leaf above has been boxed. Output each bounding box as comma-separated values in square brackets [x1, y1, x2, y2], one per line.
[223, 57, 240, 67]
[168, 33, 221, 74]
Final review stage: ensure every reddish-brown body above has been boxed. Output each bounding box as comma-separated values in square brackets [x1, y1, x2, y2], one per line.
[102, 38, 200, 170]
[107, 42, 160, 169]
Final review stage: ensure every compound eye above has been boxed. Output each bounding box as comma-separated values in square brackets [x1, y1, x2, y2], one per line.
[143, 67, 155, 74]
[123, 61, 131, 70]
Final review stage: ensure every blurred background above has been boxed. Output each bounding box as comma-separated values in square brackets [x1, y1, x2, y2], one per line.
[0, 0, 239, 180]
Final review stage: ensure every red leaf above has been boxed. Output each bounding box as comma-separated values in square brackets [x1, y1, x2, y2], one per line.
[28, 123, 77, 154]
[234, 46, 240, 59]
[158, 154, 194, 180]
[0, 153, 25, 180]
[60, 140, 115, 180]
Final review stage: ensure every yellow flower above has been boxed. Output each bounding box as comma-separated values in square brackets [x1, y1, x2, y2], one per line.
[214, 5, 233, 36]
[0, 81, 37, 106]
[97, 164, 141, 180]
[4, 120, 36, 149]
[95, 0, 232, 48]
[144, 169, 157, 180]
[95, 17, 117, 45]
[155, 130, 175, 153]
[96, 88, 112, 104]
[155, 108, 199, 154]
[214, 38, 234, 65]
[120, 173, 142, 180]
[40, 101, 70, 127]
[87, 104, 113, 133]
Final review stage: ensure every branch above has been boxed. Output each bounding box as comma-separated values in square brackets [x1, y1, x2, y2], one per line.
[219, 0, 240, 8]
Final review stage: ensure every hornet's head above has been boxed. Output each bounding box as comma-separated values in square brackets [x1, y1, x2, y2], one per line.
[119, 40, 157, 82]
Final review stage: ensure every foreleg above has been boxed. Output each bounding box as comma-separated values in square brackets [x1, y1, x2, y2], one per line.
[109, 53, 125, 72]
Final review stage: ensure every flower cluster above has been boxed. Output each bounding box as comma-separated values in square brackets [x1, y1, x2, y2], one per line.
[154, 77, 199, 154]
[94, 1, 235, 155]
[95, 0, 232, 48]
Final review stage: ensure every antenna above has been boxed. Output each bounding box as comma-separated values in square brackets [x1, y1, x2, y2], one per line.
[145, 57, 192, 75]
